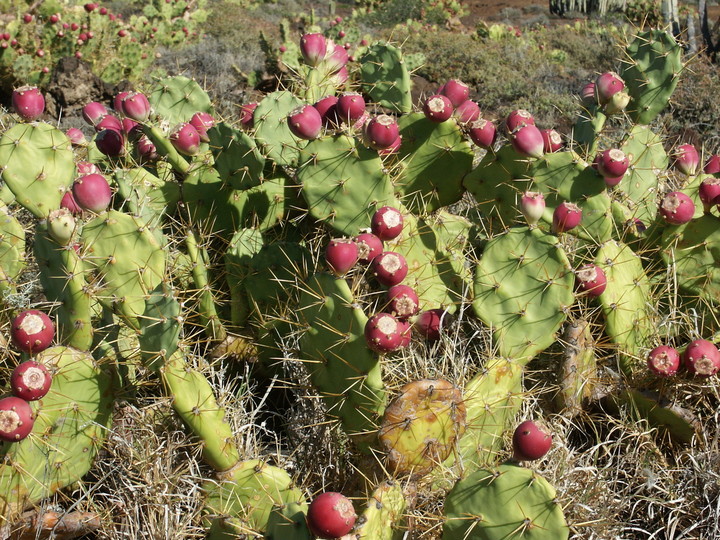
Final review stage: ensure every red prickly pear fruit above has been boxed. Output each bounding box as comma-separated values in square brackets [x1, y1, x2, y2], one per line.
[22, 13, 33, 23]
[11, 361, 52, 401]
[372, 252, 408, 287]
[65, 127, 86, 146]
[82, 101, 108, 126]
[552, 201, 582, 233]
[659, 192, 695, 225]
[84, 3, 97, 12]
[170, 123, 201, 156]
[325, 238, 359, 275]
[11, 310, 54, 354]
[136, 134, 158, 161]
[580, 81, 597, 106]
[95, 114, 123, 133]
[594, 71, 625, 104]
[378, 134, 402, 156]
[521, 191, 545, 226]
[414, 309, 447, 341]
[122, 117, 140, 137]
[47, 208, 76, 245]
[371, 206, 403, 241]
[365, 114, 400, 150]
[541, 129, 563, 153]
[647, 345, 681, 377]
[189, 112, 215, 142]
[683, 339, 720, 377]
[336, 92, 365, 123]
[354, 233, 383, 263]
[314, 95, 339, 127]
[120, 91, 151, 122]
[0, 396, 34, 442]
[703, 154, 720, 174]
[61, 190, 82, 214]
[332, 65, 349, 86]
[325, 42, 349, 72]
[95, 128, 125, 157]
[575, 264, 607, 296]
[397, 319, 412, 347]
[386, 284, 419, 319]
[454, 100, 481, 125]
[76, 161, 100, 175]
[113, 91, 130, 114]
[603, 174, 624, 187]
[12, 86, 45, 121]
[72, 173, 112, 212]
[307, 492, 357, 538]
[240, 102, 258, 130]
[423, 95, 453, 123]
[353, 112, 370, 133]
[300, 33, 327, 66]
[439, 79, 470, 107]
[365, 313, 403, 352]
[512, 420, 552, 461]
[510, 124, 544, 159]
[288, 105, 323, 140]
[468, 118, 497, 149]
[505, 109, 535, 132]
[674, 144, 699, 176]
[699, 177, 720, 212]
[594, 148, 629, 178]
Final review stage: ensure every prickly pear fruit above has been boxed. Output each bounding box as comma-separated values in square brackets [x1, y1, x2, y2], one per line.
[11, 310, 54, 354]
[325, 238, 359, 276]
[414, 309, 447, 342]
[72, 173, 112, 213]
[659, 192, 695, 225]
[365, 114, 400, 150]
[0, 396, 34, 442]
[325, 41, 349, 72]
[378, 134, 402, 156]
[95, 128, 125, 157]
[541, 128, 563, 153]
[439, 79, 470, 107]
[372, 252, 408, 287]
[595, 148, 629, 178]
[594, 72, 625, 104]
[674, 144, 699, 176]
[468, 118, 497, 149]
[521, 191, 545, 226]
[240, 102, 258, 130]
[506, 109, 535, 131]
[307, 492, 357, 539]
[683, 339, 720, 377]
[288, 105, 323, 140]
[398, 319, 412, 347]
[77, 161, 100, 175]
[699, 177, 720, 213]
[12, 85, 45, 121]
[365, 313, 403, 353]
[510, 124, 544, 159]
[386, 284, 420, 319]
[552, 201, 582, 233]
[575, 264, 607, 296]
[47, 208, 77, 245]
[371, 206, 403, 241]
[647, 345, 680, 377]
[314, 95, 340, 127]
[337, 92, 365, 123]
[423, 95, 453, 123]
[354, 233, 383, 263]
[704, 154, 720, 174]
[580, 81, 596, 106]
[300, 33, 328, 66]
[82, 101, 108, 126]
[512, 420, 552, 461]
[66, 127, 86, 146]
[11, 360, 52, 401]
[454, 100, 480, 124]
[170, 122, 201, 155]
[61, 191, 82, 215]
[120, 91, 151, 122]
[189, 112, 215, 142]
[95, 114, 123, 133]
[605, 90, 630, 114]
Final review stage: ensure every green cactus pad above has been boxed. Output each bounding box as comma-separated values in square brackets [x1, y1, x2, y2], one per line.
[225, 228, 265, 327]
[113, 167, 181, 223]
[473, 227, 575, 363]
[265, 503, 312, 540]
[556, 319, 597, 416]
[353, 481, 407, 539]
[595, 240, 652, 373]
[253, 90, 307, 168]
[138, 283, 181, 370]
[202, 459, 307, 534]
[297, 134, 398, 236]
[0, 122, 74, 218]
[148, 75, 213, 124]
[298, 272, 386, 449]
[0, 346, 114, 523]
[360, 42, 412, 114]
[0, 202, 25, 292]
[573, 104, 606, 153]
[379, 379, 466, 477]
[394, 113, 473, 214]
[207, 122, 266, 190]
[621, 29, 682, 125]
[443, 463, 569, 540]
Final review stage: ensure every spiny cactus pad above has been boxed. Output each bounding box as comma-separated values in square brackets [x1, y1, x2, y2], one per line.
[207, 122, 266, 190]
[360, 43, 412, 114]
[253, 90, 307, 168]
[352, 480, 407, 539]
[149, 75, 213, 124]
[265, 503, 312, 540]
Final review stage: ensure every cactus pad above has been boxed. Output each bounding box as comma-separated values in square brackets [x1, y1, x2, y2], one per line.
[353, 480, 407, 539]
[360, 43, 412, 114]
[207, 122, 266, 190]
[253, 90, 306, 168]
[149, 75, 213, 124]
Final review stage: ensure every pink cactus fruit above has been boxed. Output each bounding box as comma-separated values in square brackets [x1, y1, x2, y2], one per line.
[120, 91, 151, 122]
[365, 114, 400, 150]
[136, 135, 158, 161]
[699, 177, 720, 213]
[0, 396, 34, 442]
[11, 310, 55, 354]
[306, 492, 357, 539]
[397, 319, 412, 348]
[439, 79, 470, 107]
[580, 81, 597, 106]
[520, 191, 545, 226]
[61, 190, 82, 214]
[82, 101, 108, 126]
[378, 134, 402, 157]
[674, 144, 699, 176]
[683, 339, 720, 377]
[336, 92, 366, 123]
[386, 284, 420, 319]
[510, 124, 544, 159]
[314, 95, 340, 127]
[468, 118, 497, 149]
[414, 309, 447, 341]
[300, 33, 327, 66]
[512, 420, 552, 461]
[659, 192, 695, 225]
[95, 114, 123, 133]
[76, 161, 100, 175]
[541, 129, 563, 153]
[703, 154, 720, 174]
[353, 232, 383, 263]
[72, 173, 112, 213]
[325, 238, 359, 276]
[288, 105, 323, 140]
[11, 361, 52, 401]
[240, 102, 258, 130]
[325, 41, 349, 73]
[423, 95, 453, 123]
[12, 86, 45, 121]
[595, 148, 629, 179]
[575, 264, 607, 297]
[189, 112, 215, 142]
[454, 100, 481, 125]
[170, 123, 201, 156]
[113, 91, 130, 113]
[122, 117, 141, 139]
[332, 65, 349, 86]
[371, 206, 403, 241]
[594, 71, 625, 104]
[647, 345, 681, 377]
[505, 109, 535, 132]
[552, 201, 582, 233]
[364, 313, 403, 353]
[65, 128, 86, 146]
[372, 252, 408, 287]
